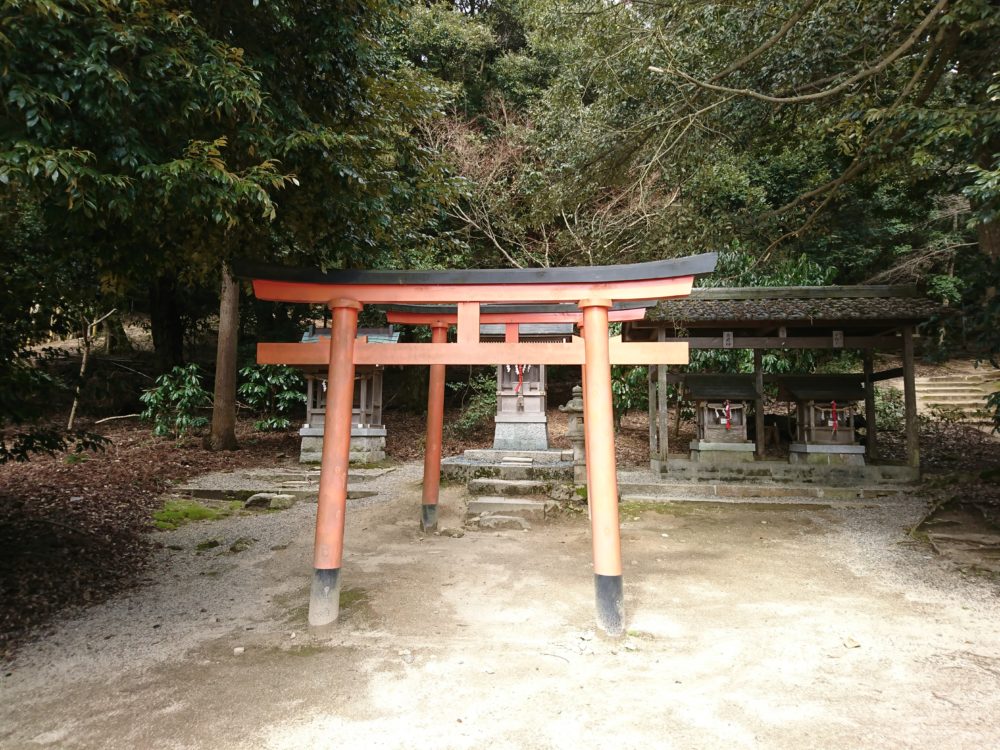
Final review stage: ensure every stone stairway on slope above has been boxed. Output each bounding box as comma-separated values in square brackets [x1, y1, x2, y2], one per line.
[915, 365, 998, 422]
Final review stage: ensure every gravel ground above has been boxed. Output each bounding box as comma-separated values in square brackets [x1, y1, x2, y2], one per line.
[3, 462, 1000, 749]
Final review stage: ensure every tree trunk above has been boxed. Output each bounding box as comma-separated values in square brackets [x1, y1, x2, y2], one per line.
[101, 313, 133, 355]
[149, 274, 184, 372]
[206, 263, 240, 451]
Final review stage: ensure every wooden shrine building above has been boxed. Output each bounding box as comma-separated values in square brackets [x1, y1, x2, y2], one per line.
[622, 285, 946, 475]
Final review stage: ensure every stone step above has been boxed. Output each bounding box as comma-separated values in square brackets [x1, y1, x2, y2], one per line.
[621, 461, 919, 486]
[467, 478, 552, 496]
[466, 496, 556, 519]
[917, 393, 986, 404]
[442, 457, 573, 482]
[460, 449, 573, 465]
[917, 401, 988, 412]
[916, 385, 989, 394]
[917, 373, 998, 384]
[619, 483, 904, 502]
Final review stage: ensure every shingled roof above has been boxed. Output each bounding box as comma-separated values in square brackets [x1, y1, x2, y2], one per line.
[645, 285, 945, 325]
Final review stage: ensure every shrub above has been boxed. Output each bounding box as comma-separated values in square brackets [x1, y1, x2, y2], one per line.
[237, 364, 305, 431]
[447, 372, 496, 436]
[140, 364, 211, 438]
[874, 385, 905, 432]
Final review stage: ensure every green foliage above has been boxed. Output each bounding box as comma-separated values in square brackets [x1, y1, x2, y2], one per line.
[140, 364, 211, 438]
[874, 385, 905, 433]
[611, 366, 648, 425]
[237, 365, 305, 431]
[447, 371, 497, 436]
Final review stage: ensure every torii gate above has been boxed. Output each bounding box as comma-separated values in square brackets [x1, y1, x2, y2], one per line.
[237, 253, 717, 635]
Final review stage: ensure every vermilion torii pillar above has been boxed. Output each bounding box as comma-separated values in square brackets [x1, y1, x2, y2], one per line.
[421, 322, 449, 533]
[237, 253, 716, 635]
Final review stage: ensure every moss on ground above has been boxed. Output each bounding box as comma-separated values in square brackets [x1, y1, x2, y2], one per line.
[153, 498, 243, 531]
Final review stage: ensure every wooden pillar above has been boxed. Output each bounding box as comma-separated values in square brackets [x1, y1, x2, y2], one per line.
[863, 350, 878, 462]
[580, 299, 624, 636]
[309, 298, 361, 627]
[657, 330, 669, 471]
[902, 326, 919, 470]
[753, 348, 765, 459]
[648, 365, 657, 461]
[421, 322, 449, 531]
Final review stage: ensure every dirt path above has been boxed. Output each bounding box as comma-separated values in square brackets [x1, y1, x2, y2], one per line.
[2, 463, 1000, 749]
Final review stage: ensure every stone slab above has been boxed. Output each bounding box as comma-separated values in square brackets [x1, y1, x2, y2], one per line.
[466, 496, 554, 519]
[790, 443, 866, 454]
[690, 440, 755, 452]
[467, 479, 551, 496]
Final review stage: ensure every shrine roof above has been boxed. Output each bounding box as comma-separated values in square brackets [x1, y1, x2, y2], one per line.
[778, 375, 866, 402]
[683, 374, 760, 401]
[234, 253, 717, 287]
[643, 285, 945, 326]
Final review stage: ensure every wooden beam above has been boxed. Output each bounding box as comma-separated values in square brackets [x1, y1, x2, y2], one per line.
[753, 349, 765, 459]
[252, 275, 693, 305]
[871, 367, 904, 382]
[260, 338, 691, 367]
[456, 302, 480, 346]
[656, 336, 905, 350]
[657, 330, 669, 467]
[902, 326, 919, 469]
[690, 285, 918, 300]
[864, 351, 878, 462]
[386, 308, 647, 325]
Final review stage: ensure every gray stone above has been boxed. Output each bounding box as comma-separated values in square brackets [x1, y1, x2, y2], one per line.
[476, 514, 532, 531]
[467, 496, 548, 519]
[267, 494, 296, 510]
[493, 421, 549, 451]
[245, 492, 277, 508]
[547, 484, 574, 503]
[440, 528, 465, 538]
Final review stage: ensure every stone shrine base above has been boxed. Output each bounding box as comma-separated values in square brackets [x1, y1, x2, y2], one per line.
[493, 415, 549, 452]
[789, 442, 866, 467]
[689, 440, 756, 464]
[299, 425, 387, 464]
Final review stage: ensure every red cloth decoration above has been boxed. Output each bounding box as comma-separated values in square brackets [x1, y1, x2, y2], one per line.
[831, 400, 838, 434]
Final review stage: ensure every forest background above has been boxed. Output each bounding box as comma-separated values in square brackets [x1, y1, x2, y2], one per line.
[2, 0, 998, 457]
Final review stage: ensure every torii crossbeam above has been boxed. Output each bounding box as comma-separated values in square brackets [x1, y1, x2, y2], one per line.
[236, 253, 717, 635]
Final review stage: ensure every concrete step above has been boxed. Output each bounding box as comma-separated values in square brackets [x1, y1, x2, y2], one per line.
[466, 496, 556, 519]
[917, 393, 986, 404]
[620, 461, 919, 487]
[459, 449, 573, 465]
[442, 456, 573, 482]
[917, 373, 998, 384]
[620, 482, 904, 502]
[916, 385, 989, 394]
[467, 478, 551, 496]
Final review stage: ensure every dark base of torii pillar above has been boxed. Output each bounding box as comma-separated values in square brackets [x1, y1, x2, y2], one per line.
[580, 299, 624, 636]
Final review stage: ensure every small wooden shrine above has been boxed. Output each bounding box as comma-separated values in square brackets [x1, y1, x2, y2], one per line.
[778, 375, 866, 466]
[684, 374, 759, 462]
[298, 325, 399, 463]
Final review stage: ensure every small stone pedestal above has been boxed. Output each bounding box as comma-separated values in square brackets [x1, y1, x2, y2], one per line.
[689, 440, 756, 464]
[789, 443, 865, 466]
[299, 425, 387, 464]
